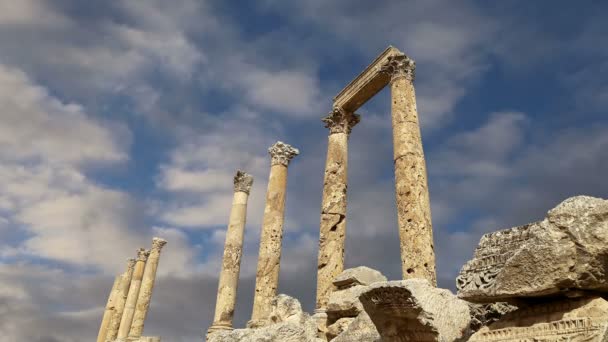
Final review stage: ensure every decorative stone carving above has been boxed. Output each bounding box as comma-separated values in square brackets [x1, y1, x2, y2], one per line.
[359, 279, 471, 342]
[467, 302, 518, 334]
[468, 297, 608, 341]
[233, 170, 254, 194]
[457, 196, 608, 302]
[332, 311, 379, 342]
[268, 141, 299, 167]
[321, 107, 360, 135]
[379, 54, 415, 83]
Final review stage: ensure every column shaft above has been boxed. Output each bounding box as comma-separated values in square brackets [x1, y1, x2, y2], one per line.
[249, 141, 298, 327]
[97, 276, 121, 342]
[209, 171, 253, 333]
[315, 108, 359, 312]
[129, 237, 167, 338]
[386, 55, 437, 284]
[106, 258, 136, 341]
[117, 249, 149, 340]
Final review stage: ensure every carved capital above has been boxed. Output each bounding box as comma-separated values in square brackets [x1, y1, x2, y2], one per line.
[151, 237, 167, 251]
[234, 170, 254, 194]
[268, 141, 299, 167]
[322, 107, 361, 135]
[380, 54, 415, 83]
[136, 248, 150, 262]
[126, 258, 136, 271]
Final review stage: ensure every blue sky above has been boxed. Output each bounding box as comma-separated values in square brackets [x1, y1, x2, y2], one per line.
[0, 0, 607, 341]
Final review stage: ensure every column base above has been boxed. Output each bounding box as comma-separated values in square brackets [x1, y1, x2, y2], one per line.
[207, 322, 233, 334]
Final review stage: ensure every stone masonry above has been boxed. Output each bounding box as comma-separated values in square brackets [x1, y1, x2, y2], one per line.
[249, 141, 299, 327]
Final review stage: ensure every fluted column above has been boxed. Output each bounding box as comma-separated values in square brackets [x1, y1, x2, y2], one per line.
[249, 141, 299, 327]
[97, 275, 121, 342]
[106, 258, 136, 341]
[315, 108, 360, 312]
[117, 248, 149, 341]
[129, 237, 168, 339]
[381, 54, 437, 285]
[208, 171, 254, 334]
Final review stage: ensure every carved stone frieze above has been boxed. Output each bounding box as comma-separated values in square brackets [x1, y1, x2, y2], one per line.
[268, 141, 299, 167]
[321, 107, 361, 135]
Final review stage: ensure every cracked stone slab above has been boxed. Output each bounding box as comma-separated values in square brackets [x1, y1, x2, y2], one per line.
[332, 266, 387, 289]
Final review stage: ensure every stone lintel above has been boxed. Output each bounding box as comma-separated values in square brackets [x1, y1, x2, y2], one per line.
[333, 46, 403, 112]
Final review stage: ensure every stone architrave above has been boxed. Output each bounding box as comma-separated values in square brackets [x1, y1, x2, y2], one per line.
[359, 279, 471, 342]
[129, 237, 168, 339]
[117, 248, 149, 341]
[457, 195, 608, 303]
[96, 275, 121, 342]
[106, 258, 136, 341]
[208, 170, 254, 334]
[249, 141, 299, 327]
[380, 54, 437, 284]
[315, 107, 360, 313]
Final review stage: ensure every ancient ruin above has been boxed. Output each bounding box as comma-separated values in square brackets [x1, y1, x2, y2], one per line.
[96, 46, 608, 341]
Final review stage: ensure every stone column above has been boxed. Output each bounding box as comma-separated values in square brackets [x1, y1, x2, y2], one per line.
[97, 275, 121, 342]
[315, 107, 360, 313]
[249, 141, 299, 327]
[129, 237, 168, 339]
[381, 54, 437, 285]
[117, 248, 149, 341]
[208, 171, 254, 334]
[106, 258, 136, 341]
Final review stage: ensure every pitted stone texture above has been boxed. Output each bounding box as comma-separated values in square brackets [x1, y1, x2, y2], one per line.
[467, 302, 518, 335]
[106, 258, 136, 341]
[327, 285, 368, 318]
[468, 296, 608, 341]
[209, 295, 323, 342]
[389, 65, 436, 284]
[359, 279, 471, 342]
[332, 312, 379, 342]
[333, 266, 387, 289]
[457, 196, 608, 302]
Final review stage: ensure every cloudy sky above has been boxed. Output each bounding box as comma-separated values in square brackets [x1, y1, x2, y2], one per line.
[0, 0, 607, 341]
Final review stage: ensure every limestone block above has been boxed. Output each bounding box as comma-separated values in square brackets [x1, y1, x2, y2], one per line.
[208, 295, 323, 342]
[457, 196, 608, 302]
[332, 266, 387, 289]
[468, 296, 608, 341]
[332, 312, 379, 342]
[326, 317, 354, 340]
[327, 285, 368, 318]
[359, 279, 471, 342]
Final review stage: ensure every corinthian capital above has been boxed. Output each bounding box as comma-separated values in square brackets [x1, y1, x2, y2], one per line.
[126, 258, 136, 271]
[268, 141, 299, 167]
[136, 248, 150, 262]
[151, 237, 167, 251]
[380, 54, 415, 82]
[234, 170, 254, 194]
[322, 107, 361, 135]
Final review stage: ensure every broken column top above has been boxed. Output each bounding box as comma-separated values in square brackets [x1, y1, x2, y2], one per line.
[333, 266, 387, 289]
[457, 195, 608, 303]
[233, 170, 254, 194]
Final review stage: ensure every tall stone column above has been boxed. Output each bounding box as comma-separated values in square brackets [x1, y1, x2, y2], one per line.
[106, 258, 136, 341]
[97, 275, 121, 342]
[208, 171, 254, 334]
[129, 237, 168, 339]
[381, 54, 437, 285]
[117, 248, 149, 341]
[315, 108, 360, 313]
[249, 141, 299, 327]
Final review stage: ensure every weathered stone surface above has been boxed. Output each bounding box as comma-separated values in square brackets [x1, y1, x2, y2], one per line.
[209, 171, 253, 333]
[469, 296, 608, 341]
[332, 266, 387, 289]
[327, 317, 354, 340]
[332, 312, 379, 342]
[250, 142, 299, 327]
[209, 295, 323, 342]
[106, 258, 136, 341]
[327, 285, 368, 318]
[467, 302, 518, 334]
[457, 196, 608, 302]
[382, 54, 436, 284]
[359, 279, 471, 342]
[117, 248, 149, 340]
[97, 275, 121, 342]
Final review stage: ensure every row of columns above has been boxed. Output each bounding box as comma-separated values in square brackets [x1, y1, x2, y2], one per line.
[97, 237, 167, 342]
[207, 52, 436, 332]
